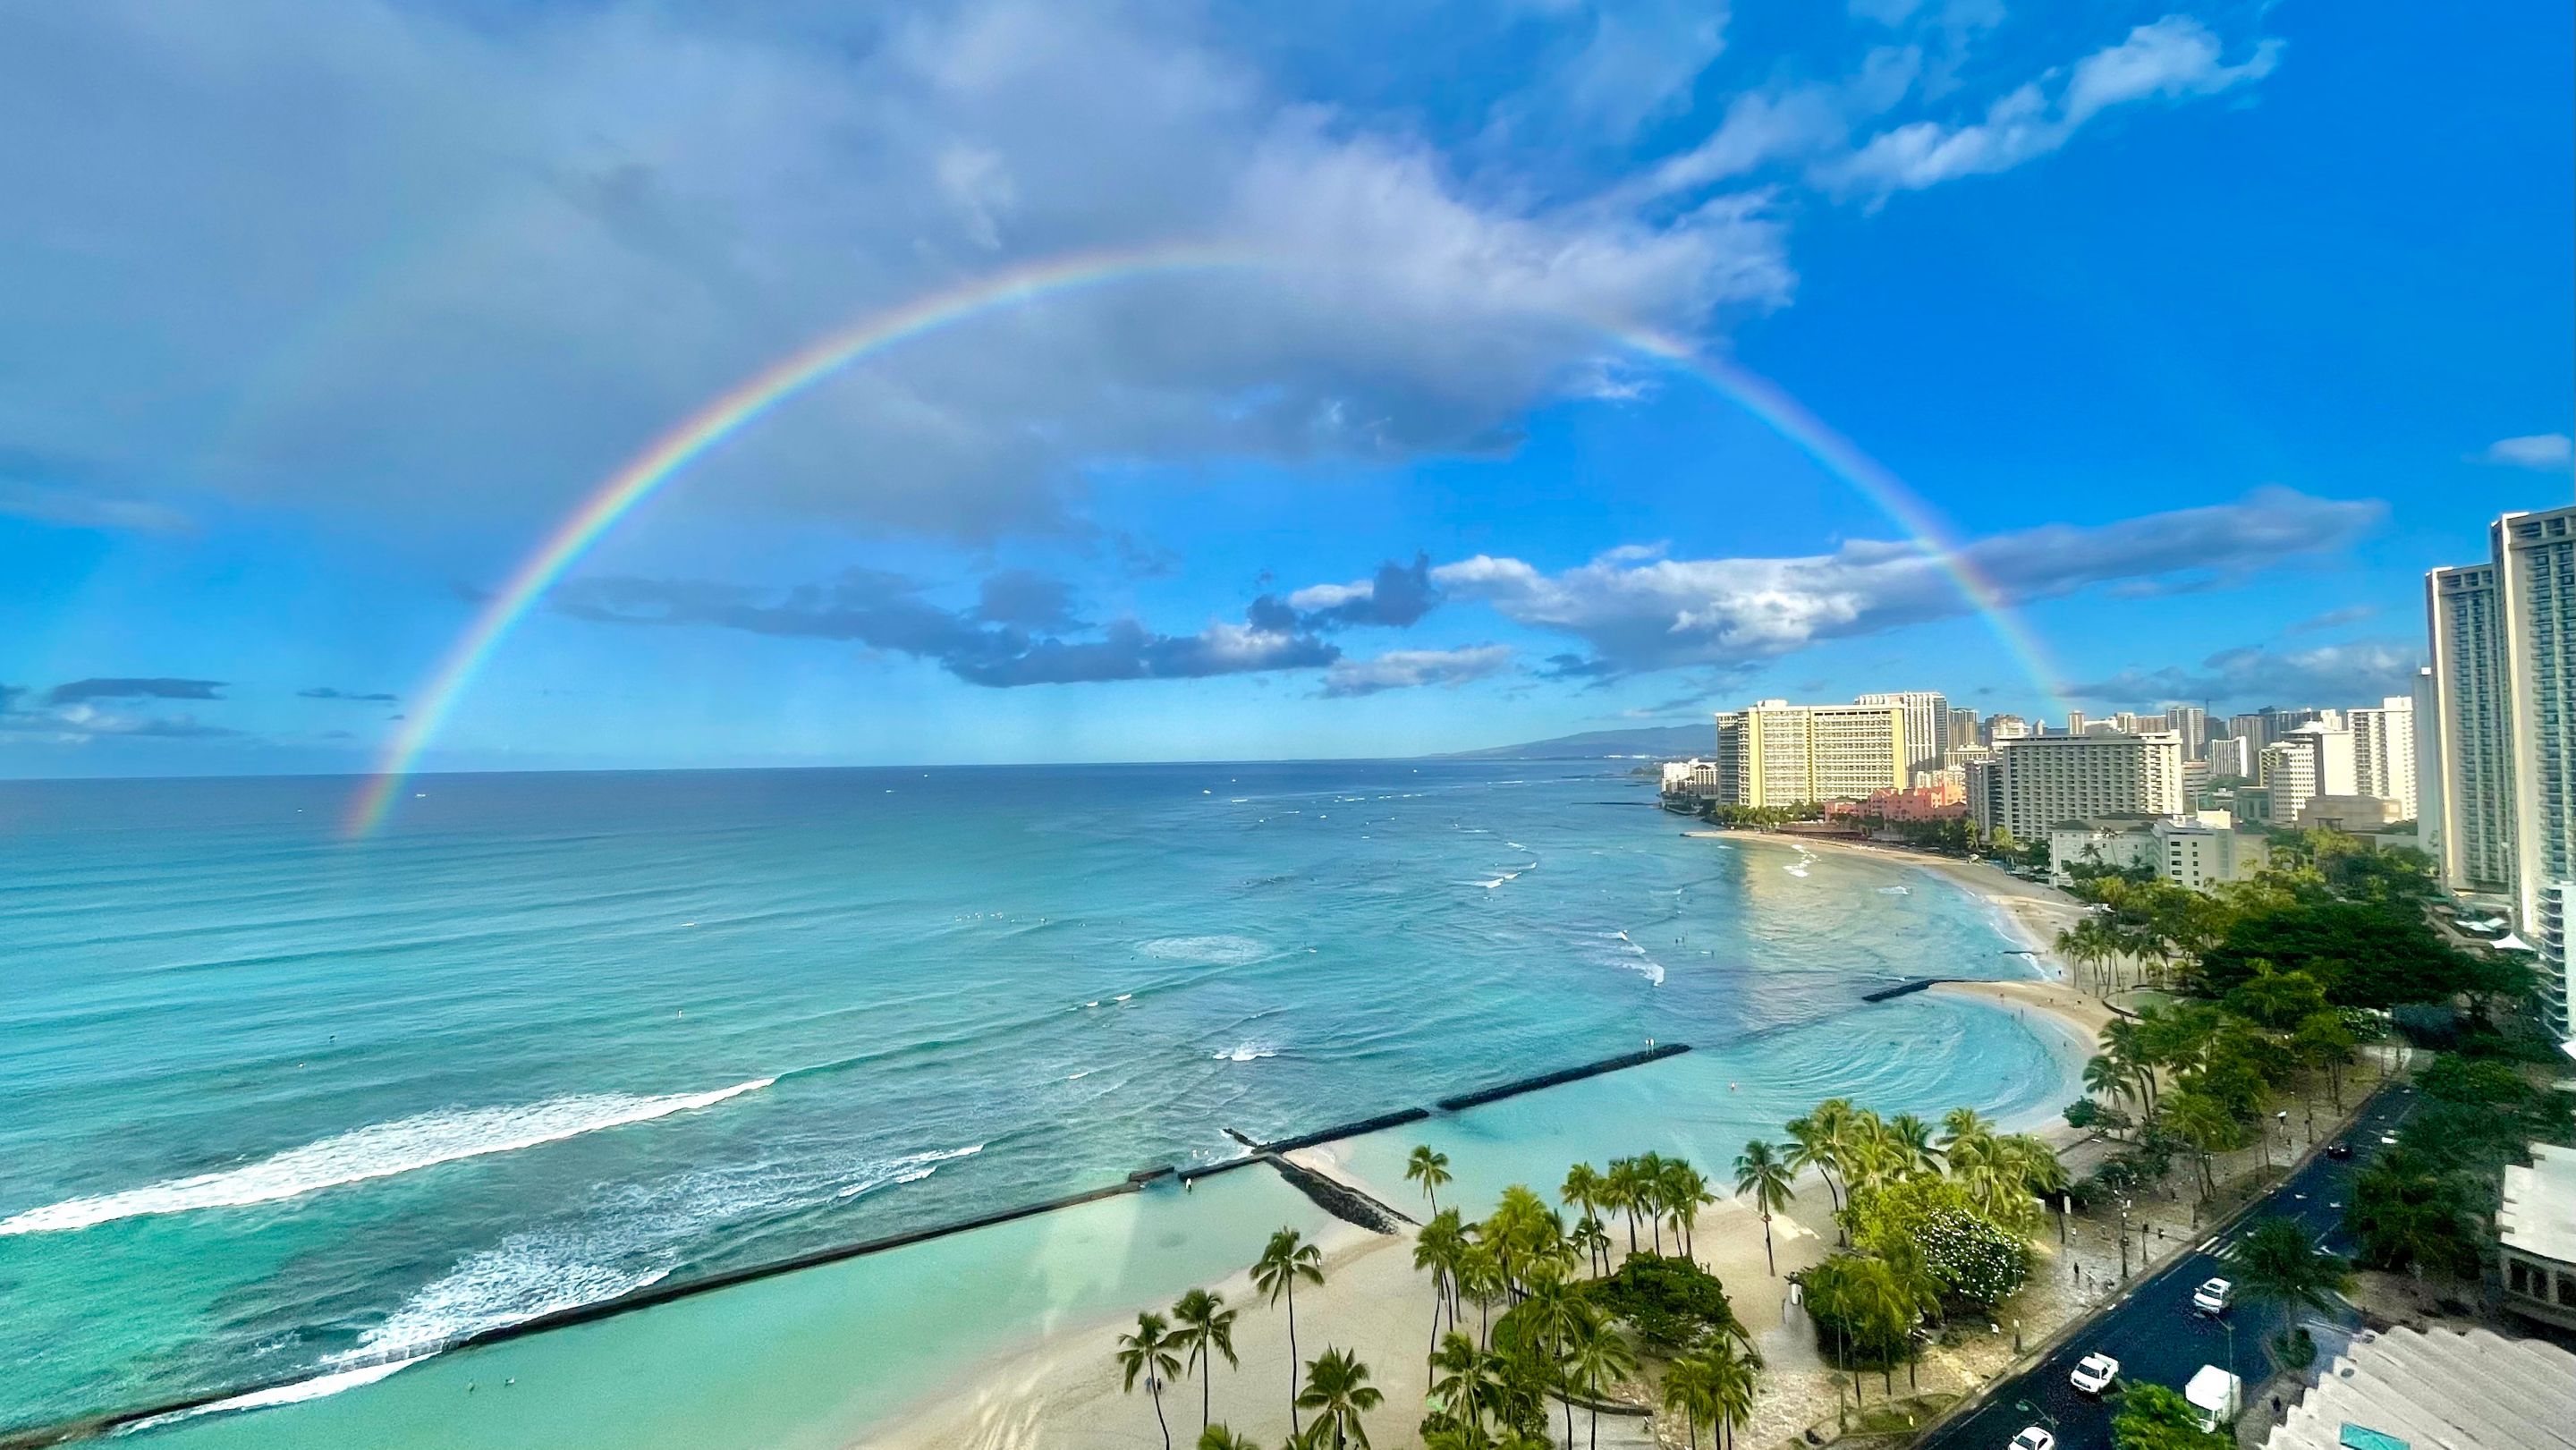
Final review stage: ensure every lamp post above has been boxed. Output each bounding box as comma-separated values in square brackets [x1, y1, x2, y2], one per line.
[2119, 1200, 2133, 1278]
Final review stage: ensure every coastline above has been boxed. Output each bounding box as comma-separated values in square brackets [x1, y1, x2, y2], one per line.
[1688, 829, 2090, 975]
[859, 832, 2109, 1450]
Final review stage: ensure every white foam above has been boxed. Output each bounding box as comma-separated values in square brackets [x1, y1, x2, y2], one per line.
[1877, 886, 1911, 895]
[1606, 931, 1667, 986]
[360, 1236, 674, 1361]
[1137, 935, 1267, 964]
[1213, 1042, 1278, 1063]
[835, 1142, 985, 1198]
[1, 1079, 775, 1236]
[124, 1357, 421, 1430]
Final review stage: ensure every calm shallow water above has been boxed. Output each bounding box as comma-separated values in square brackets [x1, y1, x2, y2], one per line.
[0, 762, 2070, 1436]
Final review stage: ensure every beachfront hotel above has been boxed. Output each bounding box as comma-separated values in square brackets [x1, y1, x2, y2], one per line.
[1854, 691, 1951, 773]
[1967, 730, 2186, 844]
[2424, 504, 2576, 1039]
[1707, 699, 1907, 806]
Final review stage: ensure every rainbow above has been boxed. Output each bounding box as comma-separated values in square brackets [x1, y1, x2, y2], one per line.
[347, 249, 2066, 835]
[1614, 327, 2073, 717]
[344, 243, 1242, 834]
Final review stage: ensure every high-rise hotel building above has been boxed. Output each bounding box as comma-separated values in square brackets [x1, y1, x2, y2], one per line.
[2426, 505, 2576, 1037]
[1967, 731, 2186, 843]
[1709, 700, 1906, 807]
[1855, 691, 1951, 774]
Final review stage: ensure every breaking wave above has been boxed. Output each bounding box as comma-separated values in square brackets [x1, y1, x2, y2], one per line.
[0, 1079, 775, 1236]
[1138, 935, 1267, 964]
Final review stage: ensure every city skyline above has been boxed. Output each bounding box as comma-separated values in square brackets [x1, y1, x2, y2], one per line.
[3, 2, 2570, 779]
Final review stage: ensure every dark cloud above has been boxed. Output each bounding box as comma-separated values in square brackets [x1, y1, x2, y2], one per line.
[552, 568, 1343, 689]
[1437, 489, 2383, 681]
[971, 571, 1086, 632]
[2069, 641, 2419, 708]
[2284, 604, 2377, 634]
[1284, 554, 1443, 630]
[47, 677, 227, 705]
[300, 687, 400, 702]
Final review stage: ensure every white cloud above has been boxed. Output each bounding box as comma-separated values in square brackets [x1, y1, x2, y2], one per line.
[0, 0, 1791, 543]
[1434, 488, 2380, 679]
[2479, 433, 2574, 470]
[1826, 16, 2280, 198]
[1320, 645, 1514, 698]
[2071, 641, 2418, 708]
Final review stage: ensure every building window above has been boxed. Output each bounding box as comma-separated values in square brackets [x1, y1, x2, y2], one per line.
[2512, 1258, 2532, 1295]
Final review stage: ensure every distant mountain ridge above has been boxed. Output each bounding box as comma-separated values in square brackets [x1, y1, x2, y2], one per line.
[1434, 723, 1709, 761]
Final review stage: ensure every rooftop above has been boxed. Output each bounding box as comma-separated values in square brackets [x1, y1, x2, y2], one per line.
[2503, 1143, 2576, 1265]
[2259, 1325, 2576, 1450]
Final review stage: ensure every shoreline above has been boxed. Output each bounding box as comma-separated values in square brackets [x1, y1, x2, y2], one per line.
[862, 830, 2108, 1449]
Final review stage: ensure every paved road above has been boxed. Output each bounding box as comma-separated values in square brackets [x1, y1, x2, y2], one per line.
[1919, 1084, 2417, 1450]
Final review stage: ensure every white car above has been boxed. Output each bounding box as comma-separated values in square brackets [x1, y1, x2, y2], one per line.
[2010, 1427, 2056, 1450]
[2192, 1276, 2233, 1314]
[2070, 1352, 2119, 1395]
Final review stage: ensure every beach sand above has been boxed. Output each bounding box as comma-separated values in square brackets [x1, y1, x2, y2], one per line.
[861, 839, 2108, 1450]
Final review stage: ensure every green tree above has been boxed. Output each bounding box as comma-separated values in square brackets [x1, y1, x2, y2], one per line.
[1252, 1227, 1326, 1436]
[2345, 1149, 2482, 1276]
[1195, 1428, 1260, 1450]
[1413, 1208, 1469, 1384]
[1561, 1309, 1637, 1450]
[1733, 1140, 1795, 1276]
[2222, 1217, 2352, 1367]
[1407, 1145, 1454, 1216]
[1560, 1163, 1605, 1270]
[2109, 1383, 2231, 1450]
[1171, 1287, 1240, 1431]
[1117, 1310, 1184, 1450]
[1697, 1339, 1758, 1450]
[1296, 1347, 1384, 1450]
[1659, 1350, 1714, 1449]
[1429, 1330, 1503, 1441]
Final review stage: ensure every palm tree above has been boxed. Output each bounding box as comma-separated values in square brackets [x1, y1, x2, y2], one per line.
[1561, 1163, 1604, 1258]
[1518, 1265, 1587, 1449]
[1116, 1310, 1184, 1450]
[1296, 1347, 1383, 1450]
[1699, 1341, 1758, 1450]
[1562, 1308, 1636, 1450]
[2224, 1217, 2354, 1364]
[1733, 1140, 1795, 1276]
[1660, 1350, 1715, 1448]
[1603, 1158, 1642, 1252]
[1885, 1113, 1941, 1175]
[1783, 1115, 1845, 1214]
[1406, 1145, 1453, 1216]
[1571, 1212, 1612, 1280]
[1195, 1428, 1259, 1450]
[1668, 1162, 1713, 1259]
[1171, 1287, 1239, 1430]
[1252, 1227, 1326, 1435]
[2082, 1053, 2134, 1117]
[1412, 1208, 1469, 1381]
[1457, 1241, 1505, 1349]
[1430, 1330, 1501, 1440]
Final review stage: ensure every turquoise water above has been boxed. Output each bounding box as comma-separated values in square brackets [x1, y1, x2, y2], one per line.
[0, 762, 2072, 1438]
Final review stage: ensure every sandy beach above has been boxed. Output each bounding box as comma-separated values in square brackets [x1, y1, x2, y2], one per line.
[860, 837, 2107, 1450]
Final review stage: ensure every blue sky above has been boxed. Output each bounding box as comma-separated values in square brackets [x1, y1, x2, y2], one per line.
[2, 0, 2569, 777]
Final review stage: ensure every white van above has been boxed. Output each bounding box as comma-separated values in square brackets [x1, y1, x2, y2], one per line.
[2184, 1364, 2242, 1433]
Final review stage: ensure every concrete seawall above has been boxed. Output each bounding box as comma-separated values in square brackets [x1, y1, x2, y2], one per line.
[1434, 1041, 1690, 1112]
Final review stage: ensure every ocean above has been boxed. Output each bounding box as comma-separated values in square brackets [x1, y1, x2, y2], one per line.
[0, 761, 2077, 1443]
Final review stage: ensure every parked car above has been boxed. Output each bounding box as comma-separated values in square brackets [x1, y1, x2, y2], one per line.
[2070, 1352, 2120, 1395]
[2326, 1141, 2352, 1159]
[2010, 1426, 2057, 1450]
[2191, 1276, 2233, 1314]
